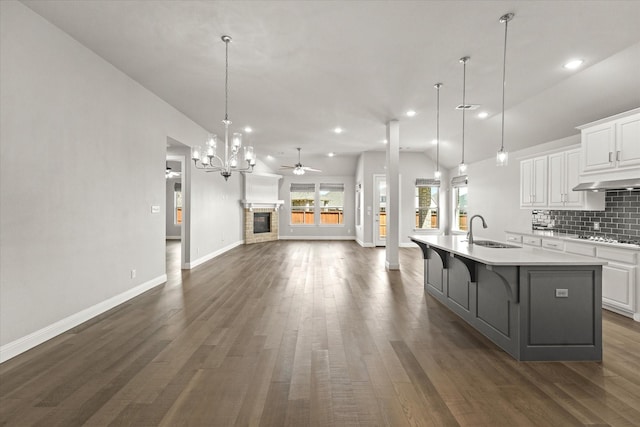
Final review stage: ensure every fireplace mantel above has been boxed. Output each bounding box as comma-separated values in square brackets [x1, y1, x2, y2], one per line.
[240, 200, 284, 210]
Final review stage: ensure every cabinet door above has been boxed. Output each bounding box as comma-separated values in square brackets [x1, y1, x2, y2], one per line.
[564, 149, 583, 207]
[531, 156, 547, 207]
[520, 159, 534, 207]
[581, 122, 615, 172]
[548, 152, 565, 207]
[602, 262, 636, 312]
[617, 114, 640, 168]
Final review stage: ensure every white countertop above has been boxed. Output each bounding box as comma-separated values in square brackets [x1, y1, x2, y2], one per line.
[506, 229, 640, 251]
[409, 235, 607, 266]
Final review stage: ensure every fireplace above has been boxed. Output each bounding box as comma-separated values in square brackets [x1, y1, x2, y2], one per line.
[253, 212, 271, 234]
[241, 172, 283, 244]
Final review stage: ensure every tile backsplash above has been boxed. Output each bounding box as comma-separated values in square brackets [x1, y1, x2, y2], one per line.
[532, 190, 640, 240]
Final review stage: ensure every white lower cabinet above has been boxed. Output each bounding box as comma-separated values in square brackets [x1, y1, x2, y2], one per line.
[597, 247, 637, 315]
[601, 262, 636, 313]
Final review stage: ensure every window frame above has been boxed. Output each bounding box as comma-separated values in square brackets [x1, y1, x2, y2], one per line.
[414, 178, 440, 231]
[319, 183, 345, 226]
[289, 183, 316, 226]
[174, 183, 182, 226]
[451, 175, 468, 234]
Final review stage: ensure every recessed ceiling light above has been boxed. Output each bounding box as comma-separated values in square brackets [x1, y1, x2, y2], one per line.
[334, 127, 343, 134]
[382, 139, 388, 144]
[564, 59, 584, 70]
[244, 126, 252, 133]
[328, 152, 335, 157]
[406, 110, 416, 117]
[431, 139, 438, 145]
[477, 112, 489, 119]
[266, 154, 274, 160]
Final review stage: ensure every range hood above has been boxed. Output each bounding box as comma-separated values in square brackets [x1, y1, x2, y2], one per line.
[573, 178, 640, 192]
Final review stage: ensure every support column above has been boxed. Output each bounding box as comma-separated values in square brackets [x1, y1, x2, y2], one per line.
[385, 120, 400, 270]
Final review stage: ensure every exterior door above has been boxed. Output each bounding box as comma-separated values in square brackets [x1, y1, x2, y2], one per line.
[374, 175, 386, 247]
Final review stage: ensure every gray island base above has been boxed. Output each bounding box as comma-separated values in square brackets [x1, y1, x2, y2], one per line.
[410, 235, 605, 361]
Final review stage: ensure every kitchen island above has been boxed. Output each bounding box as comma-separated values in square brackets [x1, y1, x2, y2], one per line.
[410, 235, 606, 361]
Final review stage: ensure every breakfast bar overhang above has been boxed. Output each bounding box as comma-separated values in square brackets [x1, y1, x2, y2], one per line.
[410, 235, 606, 361]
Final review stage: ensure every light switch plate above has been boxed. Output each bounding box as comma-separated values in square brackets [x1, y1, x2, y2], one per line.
[555, 288, 569, 298]
[151, 205, 160, 214]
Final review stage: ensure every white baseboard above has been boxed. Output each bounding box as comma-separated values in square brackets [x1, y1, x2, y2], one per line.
[279, 236, 356, 241]
[0, 274, 167, 364]
[186, 240, 244, 269]
[165, 236, 181, 240]
[385, 261, 400, 270]
[634, 313, 640, 322]
[356, 239, 375, 248]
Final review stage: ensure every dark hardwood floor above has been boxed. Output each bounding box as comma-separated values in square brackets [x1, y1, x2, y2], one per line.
[1, 240, 640, 426]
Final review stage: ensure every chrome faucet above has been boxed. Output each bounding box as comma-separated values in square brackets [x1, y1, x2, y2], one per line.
[467, 214, 488, 244]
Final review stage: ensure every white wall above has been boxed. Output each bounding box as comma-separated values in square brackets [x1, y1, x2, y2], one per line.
[0, 2, 244, 358]
[278, 175, 356, 239]
[447, 135, 580, 242]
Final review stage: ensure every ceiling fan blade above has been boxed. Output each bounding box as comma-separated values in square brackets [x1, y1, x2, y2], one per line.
[302, 166, 322, 172]
[279, 165, 296, 169]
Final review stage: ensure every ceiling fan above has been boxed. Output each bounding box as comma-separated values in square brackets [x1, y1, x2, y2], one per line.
[280, 147, 321, 175]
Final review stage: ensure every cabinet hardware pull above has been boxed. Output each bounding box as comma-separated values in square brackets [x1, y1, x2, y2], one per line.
[617, 151, 621, 161]
[609, 152, 613, 162]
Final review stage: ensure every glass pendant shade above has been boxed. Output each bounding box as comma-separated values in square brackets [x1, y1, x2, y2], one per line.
[191, 145, 202, 161]
[232, 132, 242, 149]
[293, 167, 305, 175]
[458, 162, 467, 174]
[434, 170, 442, 179]
[206, 134, 217, 158]
[496, 148, 508, 166]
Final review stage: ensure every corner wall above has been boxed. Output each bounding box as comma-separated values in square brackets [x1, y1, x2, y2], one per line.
[0, 1, 244, 359]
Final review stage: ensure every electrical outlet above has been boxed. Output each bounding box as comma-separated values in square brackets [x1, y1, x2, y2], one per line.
[594, 222, 600, 230]
[555, 288, 568, 298]
[131, 269, 136, 279]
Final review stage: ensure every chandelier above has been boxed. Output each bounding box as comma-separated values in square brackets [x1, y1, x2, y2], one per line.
[191, 35, 256, 180]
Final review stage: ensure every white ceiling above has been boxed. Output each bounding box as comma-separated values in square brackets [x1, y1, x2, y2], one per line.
[23, 0, 640, 175]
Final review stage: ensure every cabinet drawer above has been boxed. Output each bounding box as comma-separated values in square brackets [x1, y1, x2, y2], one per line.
[542, 239, 564, 251]
[505, 234, 523, 244]
[565, 242, 596, 257]
[597, 247, 637, 264]
[523, 237, 542, 246]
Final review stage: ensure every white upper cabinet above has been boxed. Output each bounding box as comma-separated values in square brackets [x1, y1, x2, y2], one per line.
[523, 148, 604, 210]
[579, 109, 640, 177]
[520, 156, 547, 208]
[617, 114, 640, 168]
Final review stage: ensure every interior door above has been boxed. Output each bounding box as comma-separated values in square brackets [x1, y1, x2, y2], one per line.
[374, 175, 386, 246]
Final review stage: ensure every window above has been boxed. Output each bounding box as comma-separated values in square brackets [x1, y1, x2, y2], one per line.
[319, 183, 344, 225]
[290, 183, 315, 225]
[174, 183, 182, 225]
[452, 175, 468, 231]
[415, 179, 439, 229]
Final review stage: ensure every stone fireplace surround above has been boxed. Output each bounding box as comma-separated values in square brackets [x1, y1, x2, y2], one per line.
[243, 207, 279, 244]
[241, 172, 283, 244]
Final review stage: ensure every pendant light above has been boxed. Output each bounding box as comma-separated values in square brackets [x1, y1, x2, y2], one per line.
[458, 56, 470, 175]
[496, 13, 514, 166]
[191, 35, 256, 181]
[434, 83, 443, 180]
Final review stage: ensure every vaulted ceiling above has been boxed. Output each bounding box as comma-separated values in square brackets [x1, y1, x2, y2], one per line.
[23, 0, 640, 174]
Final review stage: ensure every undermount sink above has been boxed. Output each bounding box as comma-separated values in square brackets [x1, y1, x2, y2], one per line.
[472, 240, 521, 248]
